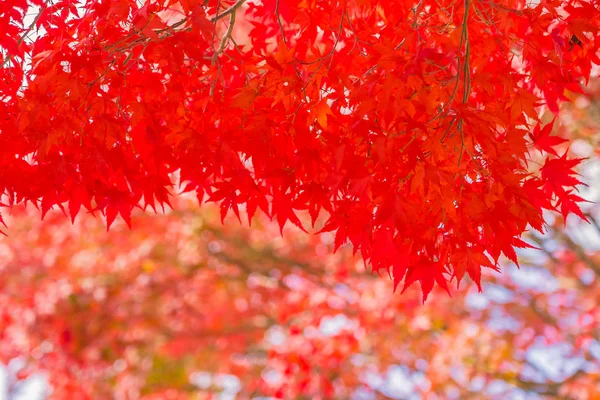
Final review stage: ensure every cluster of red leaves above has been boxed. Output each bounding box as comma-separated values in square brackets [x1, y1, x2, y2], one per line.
[0, 0, 598, 299]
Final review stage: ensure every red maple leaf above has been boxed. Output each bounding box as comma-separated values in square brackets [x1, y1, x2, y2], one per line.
[402, 257, 451, 303]
[530, 119, 568, 156]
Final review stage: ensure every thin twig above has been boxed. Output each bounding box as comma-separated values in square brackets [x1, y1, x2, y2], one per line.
[210, 5, 238, 64]
[210, 0, 247, 23]
[2, 6, 47, 67]
[275, 0, 288, 45]
[456, 0, 471, 168]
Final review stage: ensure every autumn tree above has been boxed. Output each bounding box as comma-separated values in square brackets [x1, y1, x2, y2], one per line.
[2, 0, 600, 398]
[1, 0, 599, 296]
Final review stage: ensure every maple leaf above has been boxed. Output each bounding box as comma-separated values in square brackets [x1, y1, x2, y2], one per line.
[271, 190, 307, 235]
[508, 89, 543, 122]
[232, 86, 259, 108]
[102, 192, 135, 230]
[191, 7, 215, 38]
[556, 190, 590, 223]
[208, 182, 242, 224]
[311, 99, 333, 130]
[452, 248, 499, 291]
[317, 215, 348, 252]
[295, 183, 331, 227]
[68, 185, 93, 223]
[41, 191, 66, 221]
[243, 184, 269, 225]
[31, 50, 55, 72]
[540, 152, 585, 197]
[529, 119, 568, 156]
[402, 257, 451, 303]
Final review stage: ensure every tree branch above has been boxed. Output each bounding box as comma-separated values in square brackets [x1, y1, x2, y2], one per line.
[210, 0, 247, 23]
[2, 5, 47, 67]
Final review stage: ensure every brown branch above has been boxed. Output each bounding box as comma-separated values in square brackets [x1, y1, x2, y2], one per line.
[209, 4, 238, 64]
[456, 0, 471, 168]
[104, 0, 246, 55]
[584, 212, 600, 235]
[210, 0, 247, 23]
[275, 0, 288, 45]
